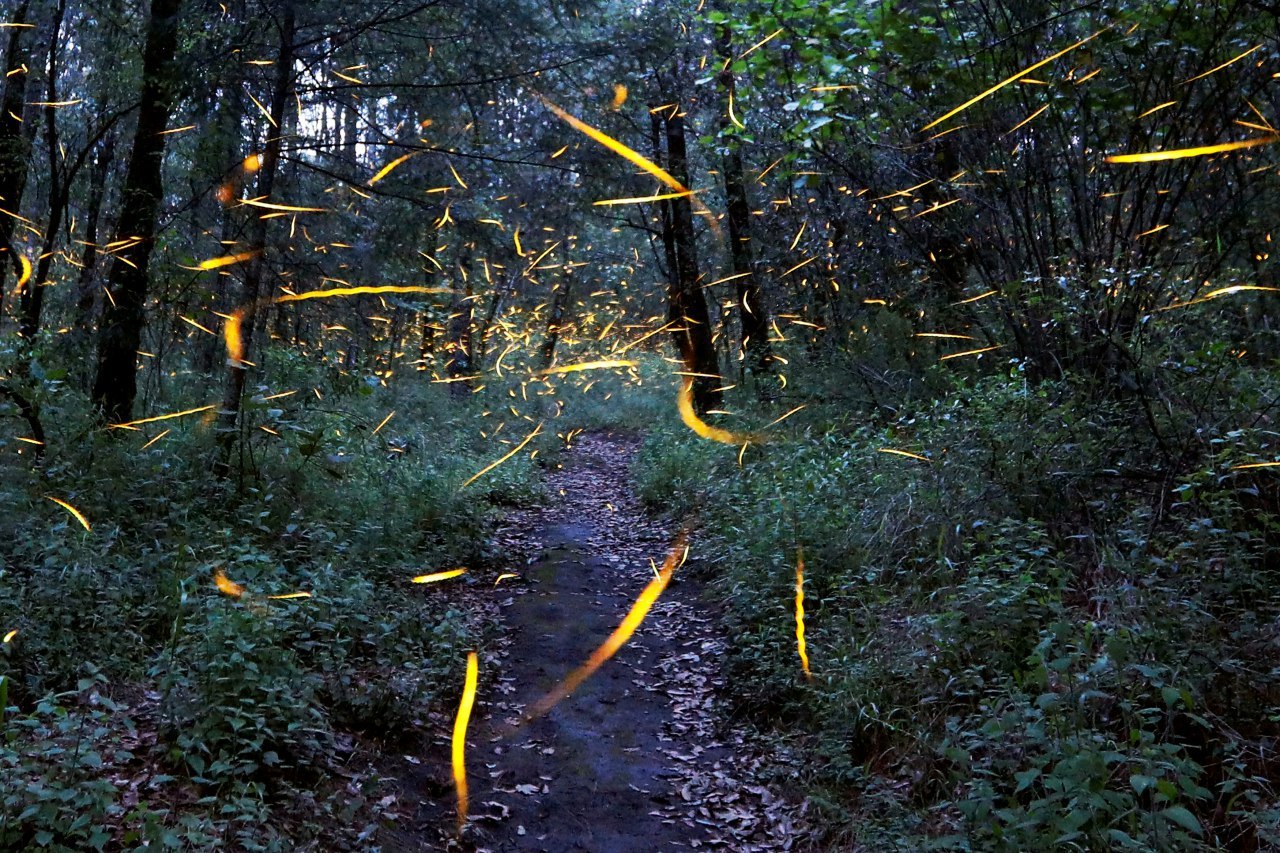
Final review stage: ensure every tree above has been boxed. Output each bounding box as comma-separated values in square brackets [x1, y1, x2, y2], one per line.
[91, 0, 184, 423]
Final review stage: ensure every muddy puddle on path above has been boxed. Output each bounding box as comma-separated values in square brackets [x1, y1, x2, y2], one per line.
[385, 432, 810, 852]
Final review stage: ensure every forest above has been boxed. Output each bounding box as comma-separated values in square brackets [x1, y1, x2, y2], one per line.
[1, 0, 1278, 849]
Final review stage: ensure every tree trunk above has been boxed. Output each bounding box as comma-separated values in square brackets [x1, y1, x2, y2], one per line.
[714, 6, 774, 390]
[0, 0, 33, 317]
[215, 1, 295, 463]
[70, 131, 114, 382]
[19, 0, 69, 340]
[660, 102, 721, 414]
[444, 269, 473, 398]
[538, 274, 572, 370]
[91, 0, 183, 424]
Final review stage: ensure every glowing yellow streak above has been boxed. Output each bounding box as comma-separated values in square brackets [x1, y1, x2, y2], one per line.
[448, 163, 468, 189]
[915, 332, 975, 340]
[140, 428, 171, 450]
[277, 285, 448, 305]
[452, 651, 479, 832]
[179, 315, 215, 336]
[954, 289, 997, 304]
[368, 151, 419, 185]
[494, 573, 518, 586]
[28, 98, 81, 107]
[1161, 284, 1279, 310]
[461, 423, 542, 489]
[225, 312, 246, 364]
[781, 257, 815, 276]
[108, 404, 216, 430]
[535, 359, 637, 376]
[46, 497, 91, 531]
[765, 404, 806, 428]
[267, 591, 312, 600]
[788, 221, 806, 251]
[795, 549, 810, 680]
[513, 228, 524, 256]
[677, 378, 754, 445]
[195, 250, 259, 270]
[755, 156, 784, 183]
[940, 344, 1004, 361]
[538, 95, 689, 194]
[549, 144, 569, 159]
[246, 90, 276, 127]
[728, 89, 745, 129]
[1005, 103, 1049, 135]
[878, 448, 930, 462]
[593, 190, 694, 206]
[874, 178, 934, 201]
[372, 410, 395, 435]
[616, 320, 678, 353]
[330, 69, 364, 84]
[1247, 101, 1276, 132]
[12, 252, 30, 294]
[2, 629, 15, 643]
[1231, 461, 1280, 470]
[610, 83, 628, 110]
[1106, 136, 1278, 163]
[738, 27, 783, 60]
[411, 568, 467, 584]
[527, 534, 686, 719]
[1138, 101, 1177, 119]
[214, 569, 245, 597]
[922, 29, 1104, 131]
[159, 124, 197, 135]
[1182, 44, 1262, 85]
[238, 197, 327, 213]
[15, 436, 42, 445]
[1138, 224, 1170, 237]
[911, 198, 963, 218]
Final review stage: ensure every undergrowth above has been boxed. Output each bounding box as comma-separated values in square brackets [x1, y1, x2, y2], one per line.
[632, 323, 1280, 851]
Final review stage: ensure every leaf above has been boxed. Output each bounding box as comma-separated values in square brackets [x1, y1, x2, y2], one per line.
[1014, 768, 1040, 792]
[1130, 774, 1156, 795]
[1160, 806, 1204, 835]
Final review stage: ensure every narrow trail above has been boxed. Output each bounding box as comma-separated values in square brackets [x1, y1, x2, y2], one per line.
[388, 431, 810, 851]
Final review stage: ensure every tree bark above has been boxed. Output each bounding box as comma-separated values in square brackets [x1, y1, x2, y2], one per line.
[215, 0, 295, 463]
[538, 274, 572, 370]
[0, 0, 33, 317]
[660, 102, 720, 414]
[91, 0, 184, 424]
[714, 7, 774, 390]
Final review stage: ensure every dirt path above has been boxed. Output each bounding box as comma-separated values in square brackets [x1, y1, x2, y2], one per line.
[386, 431, 809, 851]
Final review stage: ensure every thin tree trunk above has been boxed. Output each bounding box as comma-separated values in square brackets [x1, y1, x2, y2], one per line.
[71, 131, 113, 375]
[91, 0, 183, 424]
[0, 0, 33, 317]
[215, 0, 295, 463]
[20, 0, 69, 340]
[714, 6, 774, 390]
[661, 101, 721, 414]
[444, 268, 473, 399]
[538, 274, 572, 370]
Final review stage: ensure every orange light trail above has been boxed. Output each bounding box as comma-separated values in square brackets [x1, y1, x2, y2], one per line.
[795, 548, 811, 680]
[461, 423, 542, 488]
[140, 429, 171, 450]
[1231, 461, 1280, 470]
[535, 359, 637, 376]
[224, 286, 448, 364]
[452, 651, 479, 832]
[214, 569, 245, 597]
[372, 410, 395, 435]
[1182, 44, 1262, 85]
[922, 28, 1105, 130]
[411, 568, 467, 584]
[107, 404, 216, 430]
[527, 534, 687, 720]
[369, 152, 419, 185]
[940, 344, 1004, 361]
[12, 252, 30, 295]
[1160, 284, 1279, 310]
[1107, 136, 1277, 163]
[2, 629, 15, 643]
[878, 448, 931, 462]
[266, 591, 312, 600]
[46, 497, 90, 531]
[677, 378, 754, 445]
[593, 190, 694, 206]
[195, 250, 259, 270]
